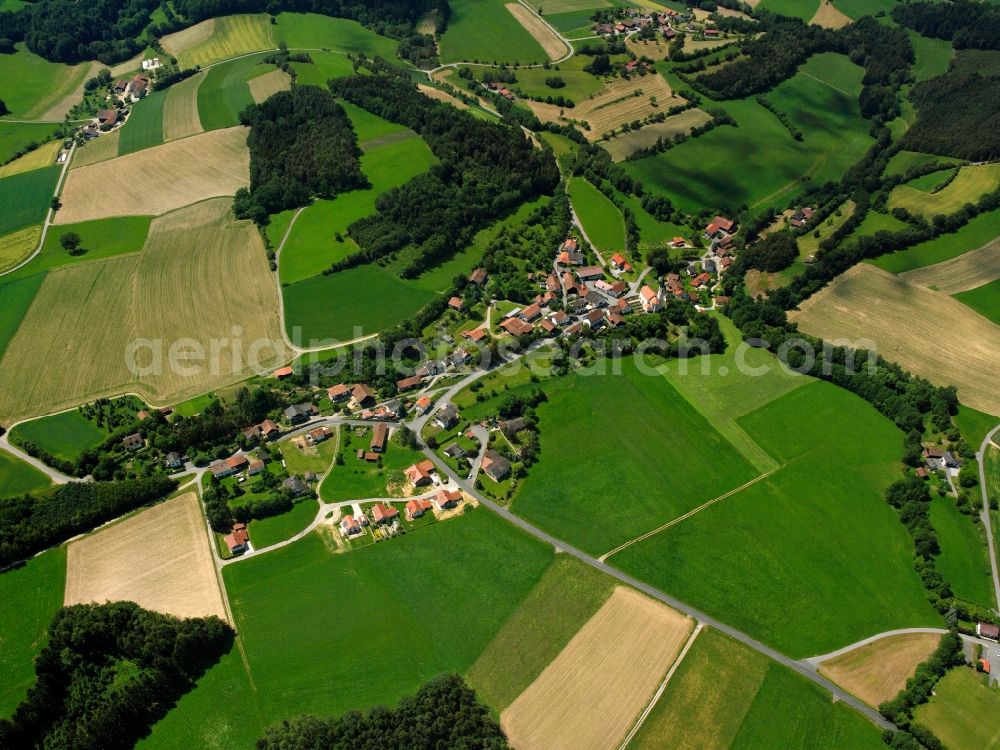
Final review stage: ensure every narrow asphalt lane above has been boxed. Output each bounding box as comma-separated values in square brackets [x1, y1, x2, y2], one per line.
[977, 423, 1000, 611]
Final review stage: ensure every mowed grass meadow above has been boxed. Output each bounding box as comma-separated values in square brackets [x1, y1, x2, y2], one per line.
[627, 628, 885, 750]
[440, 0, 549, 64]
[914, 667, 1000, 750]
[9, 407, 111, 462]
[888, 164, 1000, 218]
[272, 13, 399, 58]
[955, 279, 1000, 326]
[0, 166, 60, 236]
[0, 272, 45, 359]
[0, 121, 60, 165]
[117, 89, 166, 156]
[614, 381, 941, 657]
[631, 54, 871, 213]
[568, 177, 626, 252]
[164, 14, 274, 69]
[869, 208, 1000, 274]
[0, 448, 50, 499]
[197, 53, 266, 131]
[0, 547, 67, 717]
[0, 44, 94, 119]
[931, 497, 996, 610]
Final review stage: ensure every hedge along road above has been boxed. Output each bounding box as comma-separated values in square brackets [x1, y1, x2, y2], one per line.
[978, 423, 1000, 612]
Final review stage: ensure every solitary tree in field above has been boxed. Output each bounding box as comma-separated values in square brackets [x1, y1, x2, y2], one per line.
[60, 232, 82, 255]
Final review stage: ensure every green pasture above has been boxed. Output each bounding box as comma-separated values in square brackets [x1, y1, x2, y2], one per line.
[0, 122, 60, 165]
[887, 164, 1000, 218]
[757, 0, 819, 21]
[914, 667, 1000, 750]
[546, 9, 601, 38]
[955, 279, 1000, 326]
[868, 209, 1000, 274]
[278, 135, 436, 284]
[931, 496, 995, 610]
[830, 0, 897, 20]
[850, 210, 909, 247]
[507, 357, 758, 555]
[904, 167, 957, 193]
[955, 406, 1000, 449]
[249, 499, 319, 548]
[884, 150, 963, 179]
[440, 0, 549, 65]
[197, 53, 266, 131]
[0, 272, 45, 360]
[0, 547, 67, 717]
[9, 407, 112, 462]
[0, 45, 91, 119]
[0, 448, 50, 499]
[117, 90, 166, 156]
[467, 555, 615, 711]
[615, 190, 690, 247]
[628, 54, 871, 214]
[290, 50, 355, 86]
[319, 430, 427, 501]
[0, 166, 60, 236]
[909, 31, 954, 82]
[273, 13, 399, 59]
[281, 435, 337, 477]
[568, 177, 626, 252]
[629, 628, 884, 750]
[614, 381, 941, 657]
[343, 101, 407, 143]
[510, 56, 606, 101]
[170, 392, 217, 417]
[222, 509, 553, 721]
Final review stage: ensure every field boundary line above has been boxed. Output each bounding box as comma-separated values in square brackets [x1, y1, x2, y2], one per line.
[616, 622, 704, 750]
[599, 468, 781, 562]
[799, 69, 852, 97]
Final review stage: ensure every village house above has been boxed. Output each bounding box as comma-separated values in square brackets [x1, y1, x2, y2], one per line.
[977, 622, 1000, 641]
[273, 366, 293, 379]
[520, 303, 542, 322]
[435, 488, 463, 511]
[351, 384, 376, 409]
[415, 395, 433, 415]
[586, 308, 606, 330]
[97, 108, 120, 128]
[370, 423, 389, 453]
[482, 450, 512, 482]
[610, 280, 628, 297]
[127, 74, 149, 100]
[610, 253, 632, 272]
[577, 265, 604, 282]
[357, 449, 379, 462]
[704, 215, 735, 238]
[435, 403, 460, 429]
[122, 432, 144, 451]
[141, 57, 160, 71]
[790, 206, 815, 228]
[469, 267, 488, 286]
[692, 272, 712, 288]
[640, 285, 663, 313]
[501, 317, 534, 336]
[305, 426, 332, 446]
[382, 399, 405, 420]
[396, 374, 423, 392]
[327, 383, 351, 402]
[443, 442, 466, 459]
[283, 476, 310, 496]
[586, 290, 606, 309]
[225, 523, 250, 554]
[404, 459, 437, 487]
[284, 403, 317, 424]
[538, 318, 556, 335]
[247, 458, 265, 476]
[448, 296, 463, 311]
[462, 327, 488, 343]
[406, 497, 433, 520]
[371, 502, 399, 525]
[499, 417, 527, 440]
[165, 451, 184, 470]
[340, 515, 361, 536]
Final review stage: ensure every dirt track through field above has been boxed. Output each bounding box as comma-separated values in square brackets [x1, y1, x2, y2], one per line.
[819, 632, 942, 707]
[65, 492, 228, 621]
[899, 236, 1000, 294]
[502, 587, 692, 750]
[55, 127, 249, 223]
[506, 3, 567, 62]
[791, 264, 1000, 415]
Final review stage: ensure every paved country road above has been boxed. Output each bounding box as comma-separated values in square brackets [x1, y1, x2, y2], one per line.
[977, 423, 1000, 611]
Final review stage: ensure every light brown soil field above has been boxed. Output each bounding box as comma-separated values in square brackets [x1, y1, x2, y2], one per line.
[684, 37, 737, 53]
[163, 71, 205, 142]
[819, 632, 942, 707]
[790, 264, 1000, 415]
[900, 236, 1000, 294]
[248, 69, 291, 103]
[502, 587, 693, 750]
[506, 4, 567, 62]
[71, 130, 120, 169]
[0, 199, 285, 422]
[810, 1, 853, 28]
[417, 83, 469, 110]
[626, 36, 669, 60]
[524, 99, 566, 124]
[110, 51, 146, 77]
[161, 18, 216, 62]
[55, 127, 249, 224]
[417, 10, 437, 35]
[65, 492, 228, 621]
[0, 142, 60, 178]
[574, 73, 678, 140]
[602, 108, 712, 161]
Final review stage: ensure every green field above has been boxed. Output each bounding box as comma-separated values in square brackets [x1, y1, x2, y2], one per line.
[0, 122, 60, 165]
[888, 164, 1000, 218]
[289, 49, 355, 86]
[546, 8, 604, 37]
[197, 53, 267, 131]
[568, 177, 626, 252]
[0, 272, 45, 360]
[868, 209, 1000, 274]
[440, 0, 549, 65]
[0, 547, 67, 717]
[466, 555, 616, 711]
[9, 407, 112, 462]
[884, 150, 963, 179]
[931, 497, 995, 610]
[614, 381, 941, 657]
[319, 430, 427, 501]
[955, 279, 1000, 325]
[509, 55, 605, 101]
[0, 45, 92, 119]
[278, 135, 435, 284]
[0, 448, 50, 499]
[344, 101, 408, 143]
[629, 627, 884, 750]
[757, 0, 820, 21]
[631, 54, 872, 214]
[0, 166, 60, 236]
[273, 13, 399, 58]
[117, 90, 166, 155]
[831, 0, 898, 21]
[507, 357, 758, 555]
[908, 31, 954, 82]
[281, 435, 336, 477]
[914, 667, 1000, 750]
[615, 189, 690, 247]
[249, 499, 319, 548]
[955, 406, 1000, 449]
[850, 210, 910, 247]
[904, 167, 957, 194]
[221, 509, 552, 721]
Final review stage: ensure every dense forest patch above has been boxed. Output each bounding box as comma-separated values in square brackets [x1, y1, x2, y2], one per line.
[902, 71, 1000, 161]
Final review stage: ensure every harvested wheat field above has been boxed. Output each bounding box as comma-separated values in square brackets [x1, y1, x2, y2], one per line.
[163, 14, 273, 69]
[819, 632, 942, 707]
[70, 130, 120, 169]
[524, 99, 565, 125]
[417, 84, 470, 110]
[161, 17, 216, 62]
[0, 198, 285, 422]
[0, 225, 41, 273]
[55, 127, 249, 224]
[574, 74, 678, 141]
[506, 4, 566, 61]
[900, 236, 1000, 294]
[790, 264, 1000, 415]
[65, 492, 228, 621]
[0, 142, 61, 178]
[163, 71, 205, 142]
[602, 109, 712, 161]
[248, 69, 291, 103]
[810, 1, 852, 29]
[502, 587, 693, 750]
[888, 164, 1000, 218]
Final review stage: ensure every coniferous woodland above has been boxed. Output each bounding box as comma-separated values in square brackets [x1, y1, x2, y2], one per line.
[234, 86, 367, 222]
[255, 675, 509, 750]
[902, 71, 1000, 161]
[327, 74, 560, 278]
[0, 602, 234, 749]
[892, 0, 1000, 51]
